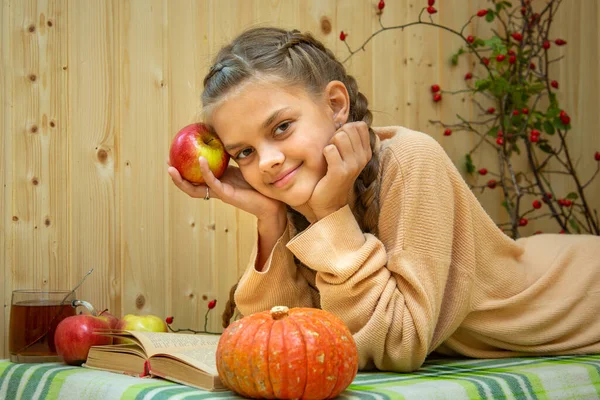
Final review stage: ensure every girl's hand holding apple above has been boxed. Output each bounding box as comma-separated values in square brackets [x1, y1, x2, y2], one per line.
[168, 160, 286, 223]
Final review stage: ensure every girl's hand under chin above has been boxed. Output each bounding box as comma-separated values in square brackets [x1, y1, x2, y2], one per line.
[167, 158, 286, 221]
[307, 121, 372, 221]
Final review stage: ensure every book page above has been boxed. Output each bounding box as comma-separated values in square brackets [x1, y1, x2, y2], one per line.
[163, 346, 219, 376]
[129, 331, 221, 357]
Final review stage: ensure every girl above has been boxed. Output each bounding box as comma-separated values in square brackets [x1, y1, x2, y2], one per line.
[167, 27, 600, 372]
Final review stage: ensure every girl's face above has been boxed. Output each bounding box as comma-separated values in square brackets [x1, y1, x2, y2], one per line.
[209, 80, 347, 207]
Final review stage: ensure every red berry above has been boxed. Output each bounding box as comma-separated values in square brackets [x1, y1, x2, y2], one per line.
[496, 54, 506, 62]
[530, 135, 539, 143]
[477, 9, 488, 17]
[512, 109, 520, 116]
[496, 137, 504, 145]
[433, 93, 442, 102]
[531, 129, 540, 137]
[378, 0, 385, 10]
[555, 38, 567, 46]
[558, 199, 565, 206]
[467, 35, 475, 44]
[487, 179, 497, 189]
[559, 229, 566, 234]
[520, 6, 526, 15]
[427, 6, 437, 14]
[428, 0, 435, 5]
[543, 40, 551, 49]
[551, 80, 559, 89]
[444, 128, 452, 136]
[559, 110, 567, 118]
[165, 316, 174, 325]
[431, 84, 440, 93]
[478, 168, 488, 175]
[560, 115, 571, 125]
[497, 130, 503, 137]
[509, 55, 516, 64]
[530, 62, 536, 70]
[508, 49, 516, 56]
[465, 72, 473, 80]
[208, 299, 217, 309]
[565, 200, 573, 207]
[545, 193, 553, 200]
[487, 107, 495, 114]
[339, 31, 347, 41]
[519, 218, 528, 227]
[511, 32, 523, 41]
[534, 230, 543, 235]
[482, 57, 490, 66]
[595, 151, 600, 161]
[522, 108, 529, 114]
[533, 200, 542, 209]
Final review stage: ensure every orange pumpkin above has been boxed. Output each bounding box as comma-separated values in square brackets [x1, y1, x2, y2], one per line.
[216, 306, 358, 399]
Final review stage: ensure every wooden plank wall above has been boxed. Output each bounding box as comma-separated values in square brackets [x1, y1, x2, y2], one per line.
[2, 0, 598, 358]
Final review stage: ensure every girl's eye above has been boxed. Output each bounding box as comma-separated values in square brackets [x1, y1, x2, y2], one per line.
[274, 121, 291, 136]
[235, 148, 254, 160]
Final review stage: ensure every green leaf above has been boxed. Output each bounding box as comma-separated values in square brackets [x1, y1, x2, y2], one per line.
[465, 154, 475, 175]
[512, 143, 521, 155]
[546, 105, 560, 119]
[534, 121, 542, 130]
[569, 218, 581, 234]
[475, 79, 491, 92]
[474, 38, 486, 47]
[503, 1, 513, 7]
[487, 126, 499, 137]
[543, 120, 555, 135]
[485, 9, 496, 22]
[539, 143, 554, 154]
[566, 192, 579, 200]
[451, 54, 459, 66]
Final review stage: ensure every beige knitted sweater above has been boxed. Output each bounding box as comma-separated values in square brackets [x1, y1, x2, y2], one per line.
[235, 126, 600, 372]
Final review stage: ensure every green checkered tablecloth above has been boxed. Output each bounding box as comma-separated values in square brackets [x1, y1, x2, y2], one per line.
[1, 355, 599, 399]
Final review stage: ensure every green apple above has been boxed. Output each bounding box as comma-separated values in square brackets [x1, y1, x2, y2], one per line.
[116, 314, 168, 333]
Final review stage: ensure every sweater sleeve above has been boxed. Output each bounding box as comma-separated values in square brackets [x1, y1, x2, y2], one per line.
[234, 221, 318, 317]
[286, 131, 464, 372]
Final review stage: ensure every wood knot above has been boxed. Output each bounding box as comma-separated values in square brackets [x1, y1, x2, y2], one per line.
[29, 74, 37, 82]
[50, 121, 56, 127]
[12, 216, 18, 222]
[28, 25, 35, 33]
[32, 177, 39, 185]
[44, 217, 51, 227]
[31, 125, 38, 133]
[320, 16, 332, 35]
[97, 148, 108, 163]
[47, 20, 53, 27]
[202, 295, 208, 301]
[188, 293, 195, 299]
[135, 294, 146, 309]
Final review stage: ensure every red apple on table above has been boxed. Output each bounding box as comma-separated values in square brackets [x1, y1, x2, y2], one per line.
[169, 123, 230, 184]
[54, 315, 112, 366]
[98, 309, 119, 329]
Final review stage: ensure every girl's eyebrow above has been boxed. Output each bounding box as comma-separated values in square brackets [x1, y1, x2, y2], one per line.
[262, 107, 291, 129]
[225, 107, 292, 153]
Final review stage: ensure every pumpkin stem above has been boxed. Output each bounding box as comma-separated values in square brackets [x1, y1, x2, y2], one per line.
[270, 306, 289, 320]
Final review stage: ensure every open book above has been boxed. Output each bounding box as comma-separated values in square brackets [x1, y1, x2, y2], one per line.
[83, 330, 225, 392]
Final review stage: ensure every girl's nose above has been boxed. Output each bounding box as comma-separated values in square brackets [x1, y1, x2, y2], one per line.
[258, 145, 285, 172]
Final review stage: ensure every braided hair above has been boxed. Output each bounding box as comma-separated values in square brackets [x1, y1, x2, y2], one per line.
[201, 27, 381, 328]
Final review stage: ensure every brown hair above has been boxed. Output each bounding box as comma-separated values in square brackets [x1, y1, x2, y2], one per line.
[201, 27, 380, 328]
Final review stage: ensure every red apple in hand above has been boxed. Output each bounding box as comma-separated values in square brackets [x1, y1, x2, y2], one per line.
[169, 123, 230, 184]
[54, 315, 112, 366]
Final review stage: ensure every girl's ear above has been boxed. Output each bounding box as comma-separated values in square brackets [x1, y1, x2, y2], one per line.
[325, 80, 350, 125]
